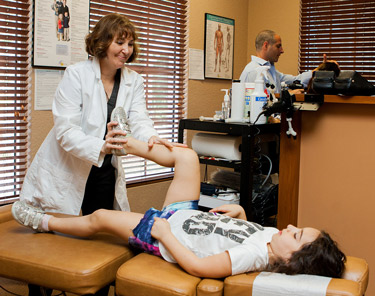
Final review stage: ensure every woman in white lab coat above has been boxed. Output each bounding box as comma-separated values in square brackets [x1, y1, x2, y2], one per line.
[20, 13, 183, 216]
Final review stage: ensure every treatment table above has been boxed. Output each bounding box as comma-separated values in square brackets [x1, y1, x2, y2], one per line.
[116, 253, 369, 296]
[0, 204, 134, 295]
[0, 204, 369, 295]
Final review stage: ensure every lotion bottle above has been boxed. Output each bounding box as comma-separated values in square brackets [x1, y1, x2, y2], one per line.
[250, 66, 270, 124]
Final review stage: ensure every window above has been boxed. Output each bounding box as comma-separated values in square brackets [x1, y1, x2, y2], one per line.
[0, 0, 31, 205]
[90, 0, 188, 183]
[0, 0, 188, 205]
[299, 0, 375, 83]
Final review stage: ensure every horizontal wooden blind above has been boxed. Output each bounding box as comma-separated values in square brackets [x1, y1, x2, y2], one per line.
[0, 0, 31, 204]
[90, 0, 188, 183]
[300, 0, 375, 83]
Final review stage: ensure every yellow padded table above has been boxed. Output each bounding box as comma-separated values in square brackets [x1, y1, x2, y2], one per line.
[116, 253, 202, 296]
[116, 253, 369, 296]
[0, 204, 134, 295]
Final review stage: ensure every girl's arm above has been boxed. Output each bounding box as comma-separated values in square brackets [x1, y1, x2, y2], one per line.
[209, 204, 247, 220]
[151, 217, 232, 278]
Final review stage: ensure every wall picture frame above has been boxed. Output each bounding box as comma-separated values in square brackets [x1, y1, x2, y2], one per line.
[33, 0, 90, 68]
[204, 13, 234, 80]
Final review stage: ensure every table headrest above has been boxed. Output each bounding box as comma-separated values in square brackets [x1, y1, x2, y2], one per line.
[342, 256, 369, 295]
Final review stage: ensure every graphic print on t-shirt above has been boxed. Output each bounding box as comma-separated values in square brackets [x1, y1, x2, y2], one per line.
[182, 212, 264, 244]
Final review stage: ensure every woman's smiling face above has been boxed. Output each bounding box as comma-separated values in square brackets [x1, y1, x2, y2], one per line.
[105, 35, 134, 69]
[269, 224, 320, 261]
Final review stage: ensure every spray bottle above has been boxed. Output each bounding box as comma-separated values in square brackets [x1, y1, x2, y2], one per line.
[221, 89, 230, 120]
[250, 66, 270, 124]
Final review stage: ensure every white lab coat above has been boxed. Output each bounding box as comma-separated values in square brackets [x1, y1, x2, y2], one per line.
[20, 57, 158, 215]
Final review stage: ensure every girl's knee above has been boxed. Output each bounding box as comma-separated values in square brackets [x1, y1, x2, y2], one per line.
[176, 147, 199, 164]
[90, 209, 110, 226]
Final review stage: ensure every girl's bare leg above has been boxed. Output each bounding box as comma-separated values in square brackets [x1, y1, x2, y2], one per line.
[48, 210, 143, 242]
[123, 138, 200, 207]
[47, 138, 200, 239]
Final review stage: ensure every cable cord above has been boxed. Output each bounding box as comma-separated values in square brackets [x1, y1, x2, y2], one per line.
[260, 153, 272, 188]
[252, 126, 262, 177]
[252, 110, 267, 125]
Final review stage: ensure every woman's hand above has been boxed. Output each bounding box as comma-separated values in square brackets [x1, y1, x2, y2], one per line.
[289, 89, 304, 95]
[101, 121, 129, 154]
[209, 204, 247, 220]
[148, 135, 188, 149]
[151, 217, 171, 240]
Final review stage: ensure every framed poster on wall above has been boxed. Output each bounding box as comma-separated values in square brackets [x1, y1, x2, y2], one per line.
[33, 0, 90, 67]
[204, 13, 234, 80]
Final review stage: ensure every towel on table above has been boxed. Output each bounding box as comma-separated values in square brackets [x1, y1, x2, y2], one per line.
[252, 272, 331, 296]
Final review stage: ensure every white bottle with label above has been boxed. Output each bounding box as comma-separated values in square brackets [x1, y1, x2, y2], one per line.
[244, 82, 255, 120]
[250, 66, 270, 124]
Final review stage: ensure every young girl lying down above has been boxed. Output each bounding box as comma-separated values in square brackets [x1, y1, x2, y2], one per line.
[12, 136, 346, 279]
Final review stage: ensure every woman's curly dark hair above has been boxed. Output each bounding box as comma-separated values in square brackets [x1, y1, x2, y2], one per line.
[85, 13, 139, 62]
[268, 231, 346, 278]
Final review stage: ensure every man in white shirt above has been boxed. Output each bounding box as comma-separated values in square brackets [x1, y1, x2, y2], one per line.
[240, 30, 312, 94]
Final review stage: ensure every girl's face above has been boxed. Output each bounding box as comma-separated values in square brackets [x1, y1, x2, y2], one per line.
[269, 224, 320, 261]
[104, 34, 134, 69]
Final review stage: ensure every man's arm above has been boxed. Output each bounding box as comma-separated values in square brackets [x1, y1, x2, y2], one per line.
[279, 54, 338, 88]
[151, 217, 232, 278]
[239, 59, 261, 83]
[279, 70, 312, 88]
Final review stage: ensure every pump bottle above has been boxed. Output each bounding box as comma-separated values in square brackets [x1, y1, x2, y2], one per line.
[221, 89, 230, 119]
[250, 66, 270, 124]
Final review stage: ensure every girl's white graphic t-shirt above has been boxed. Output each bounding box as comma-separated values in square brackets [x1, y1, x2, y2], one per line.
[159, 210, 278, 275]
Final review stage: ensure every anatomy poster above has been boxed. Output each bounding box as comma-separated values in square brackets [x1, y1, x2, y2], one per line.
[33, 0, 89, 67]
[204, 13, 234, 80]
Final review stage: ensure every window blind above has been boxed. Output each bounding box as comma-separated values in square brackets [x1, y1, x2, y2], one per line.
[90, 0, 188, 183]
[300, 0, 375, 83]
[0, 0, 31, 205]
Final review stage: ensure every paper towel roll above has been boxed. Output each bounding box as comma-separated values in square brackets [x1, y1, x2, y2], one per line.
[230, 81, 245, 122]
[191, 133, 241, 160]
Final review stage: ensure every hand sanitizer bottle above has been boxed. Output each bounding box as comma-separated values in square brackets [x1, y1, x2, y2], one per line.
[221, 89, 230, 119]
